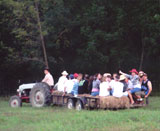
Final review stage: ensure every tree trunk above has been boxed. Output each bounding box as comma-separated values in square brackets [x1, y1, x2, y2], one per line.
[35, 0, 49, 68]
[139, 36, 145, 71]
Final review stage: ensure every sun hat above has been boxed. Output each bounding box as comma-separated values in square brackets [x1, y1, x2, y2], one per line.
[129, 69, 138, 75]
[74, 73, 79, 78]
[62, 71, 68, 76]
[119, 75, 126, 81]
[139, 71, 144, 77]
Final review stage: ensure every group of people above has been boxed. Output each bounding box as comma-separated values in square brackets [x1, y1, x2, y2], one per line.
[42, 68, 152, 105]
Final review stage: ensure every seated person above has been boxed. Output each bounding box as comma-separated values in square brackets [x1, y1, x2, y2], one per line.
[119, 69, 141, 94]
[78, 74, 89, 94]
[120, 75, 133, 92]
[64, 74, 74, 94]
[111, 75, 134, 104]
[71, 74, 83, 97]
[99, 76, 111, 96]
[78, 74, 85, 94]
[91, 73, 102, 96]
[73, 73, 79, 84]
[57, 71, 68, 92]
[42, 68, 54, 88]
[88, 75, 94, 94]
[110, 75, 124, 98]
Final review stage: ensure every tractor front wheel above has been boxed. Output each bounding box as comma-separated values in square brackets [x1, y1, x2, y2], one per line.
[9, 95, 22, 107]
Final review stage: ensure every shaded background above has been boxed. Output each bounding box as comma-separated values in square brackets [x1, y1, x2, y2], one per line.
[0, 0, 160, 96]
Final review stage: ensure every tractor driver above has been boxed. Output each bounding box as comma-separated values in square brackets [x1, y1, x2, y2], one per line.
[42, 68, 54, 88]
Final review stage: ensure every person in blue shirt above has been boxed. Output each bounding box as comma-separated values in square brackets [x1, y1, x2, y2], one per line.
[71, 74, 83, 97]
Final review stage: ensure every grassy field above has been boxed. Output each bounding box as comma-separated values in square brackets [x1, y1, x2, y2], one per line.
[0, 97, 160, 131]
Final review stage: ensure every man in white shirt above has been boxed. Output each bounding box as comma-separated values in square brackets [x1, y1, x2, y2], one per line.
[99, 76, 111, 96]
[57, 71, 68, 92]
[110, 75, 124, 98]
[42, 68, 54, 87]
[64, 74, 74, 94]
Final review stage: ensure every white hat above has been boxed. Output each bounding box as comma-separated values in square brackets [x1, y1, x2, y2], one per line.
[103, 73, 111, 77]
[62, 71, 68, 76]
[119, 75, 126, 81]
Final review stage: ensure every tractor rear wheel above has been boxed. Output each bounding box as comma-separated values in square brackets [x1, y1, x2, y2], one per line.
[9, 95, 22, 107]
[30, 82, 51, 107]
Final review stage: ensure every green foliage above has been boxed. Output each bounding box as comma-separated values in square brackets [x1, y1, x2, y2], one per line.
[0, 0, 160, 82]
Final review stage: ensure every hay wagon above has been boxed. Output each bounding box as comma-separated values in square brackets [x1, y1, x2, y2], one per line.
[51, 92, 99, 110]
[9, 82, 146, 110]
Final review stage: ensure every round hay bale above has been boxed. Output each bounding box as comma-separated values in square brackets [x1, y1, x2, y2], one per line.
[110, 97, 120, 109]
[119, 96, 130, 109]
[99, 96, 130, 109]
[99, 97, 109, 109]
[99, 96, 116, 109]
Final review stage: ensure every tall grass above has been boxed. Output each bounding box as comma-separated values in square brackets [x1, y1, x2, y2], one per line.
[0, 97, 160, 131]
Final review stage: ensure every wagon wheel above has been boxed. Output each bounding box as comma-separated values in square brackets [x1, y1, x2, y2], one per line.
[75, 100, 83, 111]
[9, 95, 22, 107]
[67, 99, 75, 109]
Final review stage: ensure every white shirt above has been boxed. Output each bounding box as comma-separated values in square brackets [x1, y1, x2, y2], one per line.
[65, 79, 74, 93]
[72, 79, 78, 84]
[99, 82, 110, 96]
[110, 80, 116, 88]
[57, 76, 68, 92]
[42, 73, 54, 86]
[134, 83, 141, 89]
[111, 81, 124, 97]
[127, 80, 133, 89]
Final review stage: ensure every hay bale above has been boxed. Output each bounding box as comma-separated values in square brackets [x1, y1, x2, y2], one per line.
[119, 96, 130, 109]
[99, 96, 130, 109]
[52, 91, 62, 104]
[78, 94, 92, 97]
[108, 96, 119, 109]
[52, 90, 64, 96]
[78, 94, 100, 108]
[52, 90, 73, 104]
[99, 96, 110, 109]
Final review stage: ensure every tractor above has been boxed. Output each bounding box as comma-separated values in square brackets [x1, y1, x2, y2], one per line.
[9, 82, 146, 110]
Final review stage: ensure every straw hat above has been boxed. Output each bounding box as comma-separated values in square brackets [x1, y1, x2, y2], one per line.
[119, 75, 126, 81]
[139, 71, 144, 77]
[61, 71, 68, 76]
